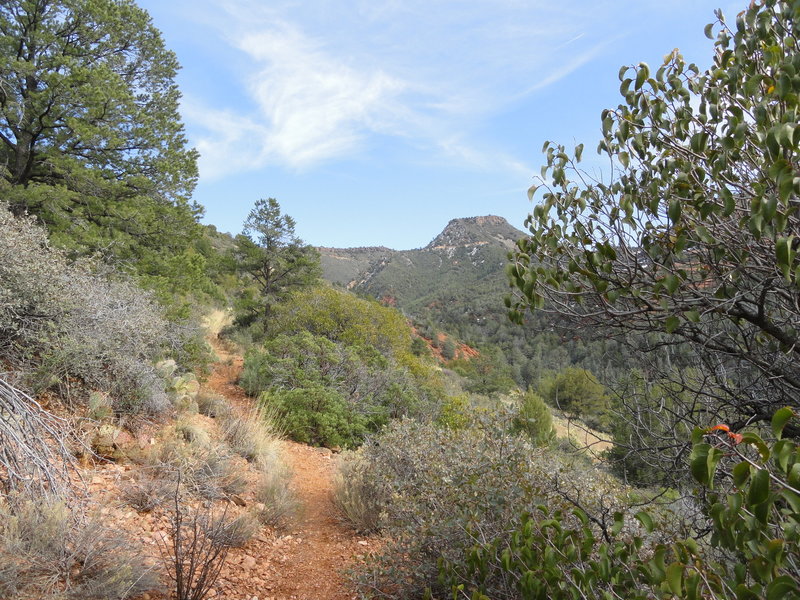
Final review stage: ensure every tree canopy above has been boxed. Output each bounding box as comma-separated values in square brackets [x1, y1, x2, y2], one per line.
[508, 0, 800, 477]
[0, 0, 199, 265]
[233, 198, 320, 325]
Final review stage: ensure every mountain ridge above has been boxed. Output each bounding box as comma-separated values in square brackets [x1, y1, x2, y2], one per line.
[317, 215, 525, 289]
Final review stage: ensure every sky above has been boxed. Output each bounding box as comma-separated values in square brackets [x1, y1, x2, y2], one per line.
[137, 0, 743, 249]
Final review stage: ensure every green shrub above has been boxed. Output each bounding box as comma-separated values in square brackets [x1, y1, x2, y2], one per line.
[440, 409, 800, 600]
[346, 418, 635, 599]
[513, 389, 556, 447]
[0, 204, 194, 413]
[261, 386, 368, 448]
[540, 367, 611, 431]
[242, 330, 434, 446]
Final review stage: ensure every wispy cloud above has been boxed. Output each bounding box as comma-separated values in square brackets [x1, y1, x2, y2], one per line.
[179, 0, 620, 179]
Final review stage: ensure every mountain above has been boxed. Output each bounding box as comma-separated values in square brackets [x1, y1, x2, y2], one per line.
[319, 215, 629, 388]
[320, 215, 523, 289]
[319, 215, 523, 311]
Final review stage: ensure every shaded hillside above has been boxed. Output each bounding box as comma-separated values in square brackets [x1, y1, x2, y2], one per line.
[319, 215, 630, 388]
[319, 216, 521, 317]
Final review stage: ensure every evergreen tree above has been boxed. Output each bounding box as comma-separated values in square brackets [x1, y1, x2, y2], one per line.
[233, 198, 320, 325]
[513, 389, 556, 447]
[0, 0, 200, 269]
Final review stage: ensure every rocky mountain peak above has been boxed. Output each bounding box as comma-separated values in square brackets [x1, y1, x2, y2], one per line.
[425, 215, 523, 250]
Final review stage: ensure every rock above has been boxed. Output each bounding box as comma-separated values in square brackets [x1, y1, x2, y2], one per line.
[241, 555, 257, 570]
[357, 540, 369, 546]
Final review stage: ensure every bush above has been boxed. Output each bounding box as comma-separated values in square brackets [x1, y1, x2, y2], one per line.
[540, 367, 611, 431]
[440, 409, 800, 600]
[0, 500, 159, 599]
[0, 204, 193, 413]
[241, 330, 440, 446]
[261, 386, 368, 449]
[512, 389, 556, 447]
[344, 418, 637, 599]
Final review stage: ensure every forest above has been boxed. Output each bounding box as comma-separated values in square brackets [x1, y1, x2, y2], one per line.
[0, 1, 798, 599]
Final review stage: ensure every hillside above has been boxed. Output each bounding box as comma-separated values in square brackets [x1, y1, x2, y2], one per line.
[319, 215, 523, 326]
[319, 216, 616, 386]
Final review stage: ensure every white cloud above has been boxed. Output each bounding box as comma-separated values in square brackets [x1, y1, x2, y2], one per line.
[181, 0, 620, 179]
[238, 24, 409, 168]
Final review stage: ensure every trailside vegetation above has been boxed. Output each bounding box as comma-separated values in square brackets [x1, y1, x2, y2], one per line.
[508, 0, 800, 486]
[240, 286, 447, 448]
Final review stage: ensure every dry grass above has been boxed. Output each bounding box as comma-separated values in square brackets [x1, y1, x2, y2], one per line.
[252, 462, 299, 530]
[208, 512, 259, 548]
[197, 393, 232, 419]
[332, 450, 386, 534]
[121, 476, 174, 513]
[220, 406, 281, 465]
[0, 500, 159, 599]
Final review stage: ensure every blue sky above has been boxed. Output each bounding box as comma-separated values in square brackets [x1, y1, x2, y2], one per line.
[138, 0, 742, 249]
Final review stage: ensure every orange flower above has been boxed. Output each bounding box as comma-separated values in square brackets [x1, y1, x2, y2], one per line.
[709, 424, 730, 433]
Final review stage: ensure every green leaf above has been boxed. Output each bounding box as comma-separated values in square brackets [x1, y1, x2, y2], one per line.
[733, 461, 751, 487]
[685, 309, 700, 323]
[748, 468, 770, 505]
[611, 512, 624, 536]
[668, 199, 682, 223]
[766, 576, 797, 600]
[663, 274, 680, 294]
[704, 23, 714, 39]
[706, 446, 724, 485]
[777, 237, 792, 268]
[665, 315, 680, 333]
[635, 511, 654, 533]
[636, 67, 647, 90]
[777, 123, 796, 149]
[666, 563, 684, 596]
[742, 432, 771, 461]
[690, 443, 711, 484]
[771, 406, 795, 440]
[773, 440, 795, 473]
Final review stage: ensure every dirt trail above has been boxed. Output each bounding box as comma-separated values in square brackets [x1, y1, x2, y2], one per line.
[203, 311, 375, 600]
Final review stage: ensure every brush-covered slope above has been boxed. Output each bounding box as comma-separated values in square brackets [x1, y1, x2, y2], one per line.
[319, 215, 523, 312]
